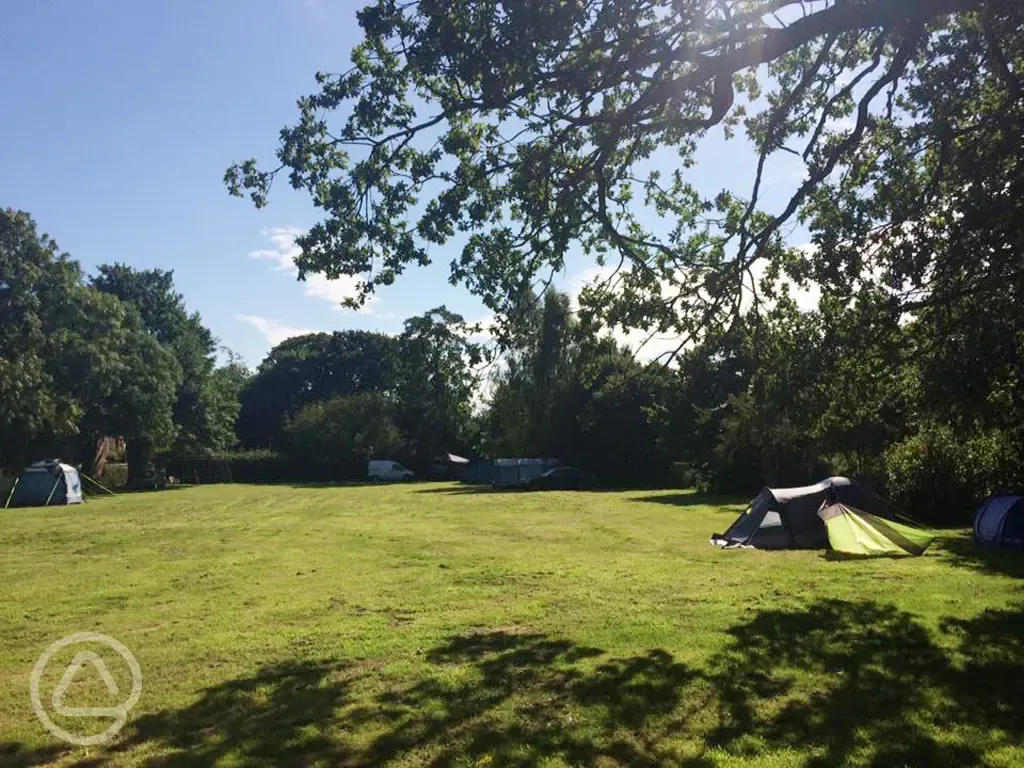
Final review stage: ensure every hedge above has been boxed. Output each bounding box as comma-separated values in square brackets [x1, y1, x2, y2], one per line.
[163, 450, 369, 485]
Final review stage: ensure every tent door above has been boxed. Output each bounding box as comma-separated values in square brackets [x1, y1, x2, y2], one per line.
[44, 476, 64, 505]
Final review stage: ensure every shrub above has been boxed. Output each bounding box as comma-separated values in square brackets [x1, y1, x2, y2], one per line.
[97, 462, 128, 489]
[242, 450, 366, 484]
[284, 393, 403, 467]
[161, 450, 366, 485]
[884, 424, 1022, 526]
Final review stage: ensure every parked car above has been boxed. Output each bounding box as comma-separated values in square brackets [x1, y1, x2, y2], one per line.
[526, 466, 590, 491]
[368, 460, 414, 481]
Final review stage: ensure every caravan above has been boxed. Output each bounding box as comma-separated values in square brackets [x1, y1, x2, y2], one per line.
[368, 460, 414, 482]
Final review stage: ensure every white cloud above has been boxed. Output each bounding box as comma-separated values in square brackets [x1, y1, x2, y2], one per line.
[566, 253, 822, 362]
[567, 265, 692, 363]
[763, 164, 808, 187]
[249, 227, 379, 314]
[825, 116, 857, 133]
[743, 251, 821, 314]
[465, 313, 498, 343]
[235, 314, 319, 346]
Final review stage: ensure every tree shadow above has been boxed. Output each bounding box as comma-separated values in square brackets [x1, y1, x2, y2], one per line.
[75, 603, 1024, 766]
[0, 741, 69, 768]
[102, 631, 707, 767]
[706, 598, 1024, 766]
[289, 481, 388, 489]
[630, 491, 748, 509]
[940, 606, 1024, 736]
[113, 659, 355, 766]
[934, 534, 1024, 578]
[111, 484, 195, 494]
[414, 485, 521, 495]
[358, 628, 706, 767]
[415, 485, 638, 495]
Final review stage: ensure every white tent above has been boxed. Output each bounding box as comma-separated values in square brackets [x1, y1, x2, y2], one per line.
[7, 460, 84, 507]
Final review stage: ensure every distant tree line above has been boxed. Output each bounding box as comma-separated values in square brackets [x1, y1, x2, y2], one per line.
[221, 0, 1024, 526]
[4, 206, 1021, 523]
[476, 285, 1023, 524]
[231, 279, 1022, 524]
[0, 208, 244, 484]
[235, 307, 482, 476]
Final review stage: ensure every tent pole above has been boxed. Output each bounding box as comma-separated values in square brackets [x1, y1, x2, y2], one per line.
[81, 472, 117, 496]
[44, 476, 62, 506]
[3, 478, 19, 509]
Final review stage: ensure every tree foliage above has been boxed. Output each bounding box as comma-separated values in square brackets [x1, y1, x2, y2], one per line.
[394, 306, 482, 466]
[92, 264, 222, 456]
[237, 330, 400, 448]
[225, 0, 1022, 516]
[227, 0, 1022, 350]
[285, 392, 403, 470]
[0, 210, 182, 474]
[0, 208, 85, 460]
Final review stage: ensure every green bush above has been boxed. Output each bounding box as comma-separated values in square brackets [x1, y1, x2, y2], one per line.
[97, 462, 128, 489]
[884, 425, 1022, 526]
[821, 451, 889, 497]
[284, 393, 403, 466]
[204, 450, 366, 484]
[159, 449, 373, 485]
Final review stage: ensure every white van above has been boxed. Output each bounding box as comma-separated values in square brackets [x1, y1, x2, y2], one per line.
[368, 460, 414, 481]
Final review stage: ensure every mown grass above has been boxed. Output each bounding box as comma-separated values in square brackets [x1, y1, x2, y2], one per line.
[1, 482, 1021, 767]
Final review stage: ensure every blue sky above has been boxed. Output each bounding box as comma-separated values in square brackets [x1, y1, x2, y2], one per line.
[3, 1, 809, 368]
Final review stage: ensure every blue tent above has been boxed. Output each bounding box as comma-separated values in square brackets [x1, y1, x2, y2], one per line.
[974, 495, 1024, 548]
[462, 460, 494, 485]
[462, 458, 560, 486]
[7, 460, 84, 507]
[492, 458, 560, 488]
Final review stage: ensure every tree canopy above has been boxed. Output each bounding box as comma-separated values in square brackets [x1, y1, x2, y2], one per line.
[236, 330, 401, 448]
[226, 0, 1022, 349]
[0, 210, 243, 482]
[0, 210, 182, 473]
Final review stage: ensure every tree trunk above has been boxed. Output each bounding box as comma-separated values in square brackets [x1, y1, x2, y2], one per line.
[126, 437, 155, 486]
[76, 435, 103, 479]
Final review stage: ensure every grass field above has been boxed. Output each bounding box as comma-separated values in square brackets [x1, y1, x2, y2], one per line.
[1, 483, 1022, 767]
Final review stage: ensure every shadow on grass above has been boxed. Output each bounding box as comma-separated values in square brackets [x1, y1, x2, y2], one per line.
[704, 599, 1024, 766]
[821, 550, 913, 562]
[96, 484, 197, 495]
[417, 485, 677, 496]
[935, 534, 1024, 578]
[113, 660, 355, 767]
[92, 602, 1023, 766]
[630, 491, 749, 509]
[413, 484, 516, 495]
[0, 741, 69, 768]
[289, 481, 388, 489]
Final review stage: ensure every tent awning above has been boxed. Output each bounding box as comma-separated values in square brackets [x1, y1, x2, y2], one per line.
[819, 503, 934, 556]
[435, 453, 469, 464]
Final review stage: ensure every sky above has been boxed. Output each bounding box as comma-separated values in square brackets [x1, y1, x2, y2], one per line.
[2, 0, 812, 369]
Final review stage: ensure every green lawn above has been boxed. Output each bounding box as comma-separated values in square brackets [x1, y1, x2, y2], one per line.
[1, 483, 1022, 767]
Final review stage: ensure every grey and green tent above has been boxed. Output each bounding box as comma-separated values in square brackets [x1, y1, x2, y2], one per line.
[6, 460, 84, 507]
[711, 476, 934, 556]
[817, 502, 934, 556]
